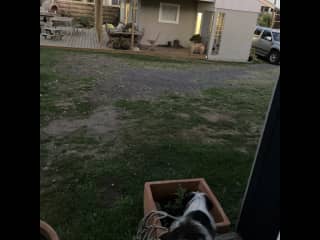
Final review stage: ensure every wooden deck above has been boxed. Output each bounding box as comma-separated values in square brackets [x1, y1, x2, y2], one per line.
[40, 27, 205, 61]
[40, 27, 107, 49]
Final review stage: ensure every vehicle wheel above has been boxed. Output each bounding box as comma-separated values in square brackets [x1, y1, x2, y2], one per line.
[268, 50, 280, 64]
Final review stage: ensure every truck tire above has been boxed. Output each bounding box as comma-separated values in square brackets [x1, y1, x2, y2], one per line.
[268, 50, 280, 64]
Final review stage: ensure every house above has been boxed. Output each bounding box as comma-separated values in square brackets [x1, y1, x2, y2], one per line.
[41, 0, 120, 8]
[258, 0, 280, 29]
[259, 0, 275, 13]
[118, 0, 261, 62]
[41, 0, 120, 24]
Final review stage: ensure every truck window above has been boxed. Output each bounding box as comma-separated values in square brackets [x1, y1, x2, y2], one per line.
[254, 28, 262, 36]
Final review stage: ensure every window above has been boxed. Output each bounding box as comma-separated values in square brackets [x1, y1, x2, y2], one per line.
[261, 30, 272, 40]
[254, 28, 262, 36]
[159, 3, 180, 24]
[103, 0, 119, 6]
[212, 12, 225, 55]
[112, 0, 120, 5]
[272, 32, 280, 42]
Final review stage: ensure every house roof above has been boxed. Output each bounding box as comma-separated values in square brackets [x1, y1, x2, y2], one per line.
[258, 0, 275, 9]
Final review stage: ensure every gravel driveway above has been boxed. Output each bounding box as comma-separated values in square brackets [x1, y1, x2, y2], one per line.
[56, 52, 280, 103]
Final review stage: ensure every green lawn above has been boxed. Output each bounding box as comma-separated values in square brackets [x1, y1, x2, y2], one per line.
[40, 48, 277, 240]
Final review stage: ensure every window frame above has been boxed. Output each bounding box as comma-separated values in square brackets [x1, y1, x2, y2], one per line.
[212, 12, 226, 55]
[158, 2, 181, 24]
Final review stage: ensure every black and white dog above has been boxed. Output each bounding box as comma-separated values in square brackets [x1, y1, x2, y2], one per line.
[160, 191, 217, 240]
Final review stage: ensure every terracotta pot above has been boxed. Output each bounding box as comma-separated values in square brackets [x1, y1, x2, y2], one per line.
[40, 220, 59, 240]
[144, 178, 231, 237]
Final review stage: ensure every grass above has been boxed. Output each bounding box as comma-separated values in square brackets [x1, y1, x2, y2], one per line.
[40, 48, 276, 240]
[40, 46, 249, 69]
[40, 48, 96, 127]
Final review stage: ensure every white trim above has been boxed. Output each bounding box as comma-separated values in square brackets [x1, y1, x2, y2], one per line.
[158, 2, 180, 24]
[207, 11, 217, 57]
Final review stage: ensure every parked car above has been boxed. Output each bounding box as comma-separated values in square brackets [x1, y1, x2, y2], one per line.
[252, 26, 280, 64]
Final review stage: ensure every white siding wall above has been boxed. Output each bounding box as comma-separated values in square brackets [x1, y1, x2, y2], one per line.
[208, 9, 258, 62]
[215, 0, 260, 13]
[139, 0, 197, 47]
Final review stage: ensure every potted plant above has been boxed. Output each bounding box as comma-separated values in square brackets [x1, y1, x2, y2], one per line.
[189, 34, 205, 55]
[143, 178, 231, 238]
[40, 220, 59, 240]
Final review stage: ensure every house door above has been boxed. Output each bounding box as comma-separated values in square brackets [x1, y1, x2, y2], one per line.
[200, 11, 214, 49]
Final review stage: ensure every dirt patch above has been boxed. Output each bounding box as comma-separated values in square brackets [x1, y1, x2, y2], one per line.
[211, 129, 241, 136]
[86, 107, 119, 135]
[201, 112, 235, 123]
[179, 125, 227, 144]
[198, 106, 212, 111]
[176, 113, 190, 119]
[235, 147, 248, 154]
[43, 106, 119, 136]
[43, 119, 85, 136]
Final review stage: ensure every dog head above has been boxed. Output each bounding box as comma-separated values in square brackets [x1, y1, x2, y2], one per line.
[183, 191, 213, 212]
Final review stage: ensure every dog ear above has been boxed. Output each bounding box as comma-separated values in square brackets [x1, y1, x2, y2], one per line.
[183, 191, 195, 207]
[204, 195, 213, 211]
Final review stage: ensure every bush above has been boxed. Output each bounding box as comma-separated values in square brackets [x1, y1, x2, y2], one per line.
[112, 39, 121, 49]
[120, 38, 131, 50]
[74, 16, 94, 28]
[190, 34, 202, 43]
[258, 13, 272, 27]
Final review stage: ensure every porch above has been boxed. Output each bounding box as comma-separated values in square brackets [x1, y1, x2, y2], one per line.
[40, 27, 205, 60]
[40, 27, 107, 49]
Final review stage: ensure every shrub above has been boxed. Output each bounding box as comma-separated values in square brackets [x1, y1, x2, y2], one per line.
[120, 38, 131, 50]
[258, 13, 272, 27]
[74, 16, 94, 28]
[112, 39, 121, 49]
[190, 34, 202, 43]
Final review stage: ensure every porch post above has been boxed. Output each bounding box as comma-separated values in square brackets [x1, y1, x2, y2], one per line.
[130, 0, 137, 49]
[134, 0, 141, 27]
[95, 0, 103, 44]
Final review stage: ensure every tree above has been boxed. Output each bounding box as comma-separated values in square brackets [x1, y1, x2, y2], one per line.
[258, 13, 272, 27]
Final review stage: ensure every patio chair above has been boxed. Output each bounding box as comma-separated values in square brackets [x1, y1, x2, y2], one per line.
[72, 22, 83, 35]
[147, 32, 160, 51]
[136, 28, 145, 47]
[41, 28, 64, 40]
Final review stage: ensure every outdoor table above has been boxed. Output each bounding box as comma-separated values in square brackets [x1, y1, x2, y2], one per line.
[51, 17, 74, 34]
[40, 11, 55, 17]
[40, 11, 55, 23]
[42, 27, 64, 40]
